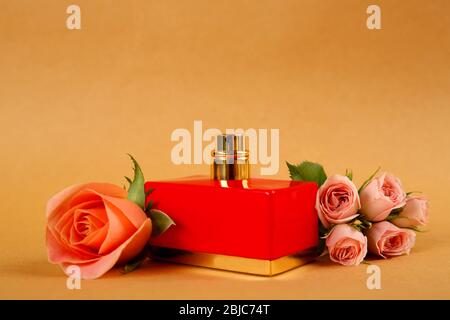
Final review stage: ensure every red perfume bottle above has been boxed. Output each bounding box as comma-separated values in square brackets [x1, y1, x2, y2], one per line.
[145, 134, 318, 275]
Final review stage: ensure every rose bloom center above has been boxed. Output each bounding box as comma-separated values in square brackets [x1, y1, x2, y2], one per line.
[328, 187, 351, 210]
[382, 182, 399, 201]
[332, 238, 360, 262]
[71, 206, 107, 251]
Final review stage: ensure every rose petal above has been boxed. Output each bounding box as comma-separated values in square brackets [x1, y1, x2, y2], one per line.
[47, 227, 100, 264]
[75, 224, 109, 251]
[326, 224, 366, 247]
[316, 175, 360, 228]
[46, 183, 126, 218]
[98, 200, 137, 255]
[326, 224, 367, 266]
[100, 195, 149, 229]
[366, 221, 416, 258]
[61, 219, 152, 279]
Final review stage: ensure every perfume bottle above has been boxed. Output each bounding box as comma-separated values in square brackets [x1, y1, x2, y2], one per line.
[145, 134, 318, 275]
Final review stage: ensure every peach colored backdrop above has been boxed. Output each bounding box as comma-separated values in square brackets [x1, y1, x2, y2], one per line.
[1, 0, 449, 299]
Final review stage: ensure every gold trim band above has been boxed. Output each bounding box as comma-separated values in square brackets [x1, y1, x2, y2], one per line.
[149, 246, 317, 276]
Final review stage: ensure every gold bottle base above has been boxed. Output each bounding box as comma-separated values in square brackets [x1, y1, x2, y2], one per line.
[149, 246, 317, 276]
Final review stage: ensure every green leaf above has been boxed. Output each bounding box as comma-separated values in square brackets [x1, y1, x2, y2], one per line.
[386, 214, 400, 221]
[286, 161, 327, 186]
[391, 207, 405, 215]
[350, 223, 363, 232]
[318, 221, 328, 237]
[287, 162, 302, 180]
[316, 237, 327, 256]
[317, 221, 329, 256]
[124, 176, 132, 185]
[345, 169, 353, 181]
[122, 259, 144, 274]
[149, 209, 175, 238]
[386, 206, 405, 221]
[145, 188, 154, 197]
[145, 200, 154, 213]
[358, 167, 381, 193]
[121, 247, 148, 274]
[126, 154, 146, 210]
[144, 188, 155, 212]
[350, 217, 372, 231]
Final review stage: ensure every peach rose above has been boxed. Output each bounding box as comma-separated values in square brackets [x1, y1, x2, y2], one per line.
[46, 183, 152, 279]
[366, 221, 416, 258]
[316, 175, 360, 228]
[390, 196, 429, 228]
[326, 224, 367, 266]
[360, 172, 406, 222]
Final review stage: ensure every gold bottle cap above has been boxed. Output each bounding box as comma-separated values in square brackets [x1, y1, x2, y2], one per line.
[211, 134, 250, 180]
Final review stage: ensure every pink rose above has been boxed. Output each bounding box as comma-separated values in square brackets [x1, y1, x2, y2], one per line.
[326, 224, 367, 266]
[46, 183, 152, 279]
[316, 175, 360, 228]
[390, 196, 429, 228]
[366, 221, 416, 258]
[360, 172, 406, 222]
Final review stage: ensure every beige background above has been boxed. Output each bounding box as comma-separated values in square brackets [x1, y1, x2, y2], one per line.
[1, 0, 449, 299]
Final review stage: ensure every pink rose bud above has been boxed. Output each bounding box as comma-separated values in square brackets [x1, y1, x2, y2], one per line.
[316, 175, 361, 228]
[366, 221, 416, 258]
[326, 224, 367, 266]
[390, 196, 429, 228]
[46, 183, 152, 279]
[360, 172, 406, 222]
